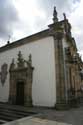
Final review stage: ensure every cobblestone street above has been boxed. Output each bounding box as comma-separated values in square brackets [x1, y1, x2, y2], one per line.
[0, 103, 83, 125]
[29, 106, 83, 125]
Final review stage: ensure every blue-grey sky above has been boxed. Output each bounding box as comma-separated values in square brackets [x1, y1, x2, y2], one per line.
[0, 0, 83, 58]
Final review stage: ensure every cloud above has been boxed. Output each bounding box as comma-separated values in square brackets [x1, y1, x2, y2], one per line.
[25, 0, 81, 33]
[13, 0, 80, 40]
[69, 0, 83, 54]
[36, 0, 83, 57]
[0, 0, 82, 58]
[36, 0, 80, 16]
[0, 0, 18, 43]
[12, 0, 47, 41]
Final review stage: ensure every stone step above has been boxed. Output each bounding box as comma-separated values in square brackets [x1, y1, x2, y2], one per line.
[0, 115, 16, 121]
[0, 107, 33, 116]
[0, 102, 37, 123]
[0, 111, 24, 119]
[0, 109, 30, 116]
[0, 102, 34, 113]
[0, 120, 6, 124]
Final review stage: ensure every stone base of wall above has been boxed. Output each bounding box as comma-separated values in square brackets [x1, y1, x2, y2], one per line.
[55, 103, 70, 110]
[55, 97, 81, 110]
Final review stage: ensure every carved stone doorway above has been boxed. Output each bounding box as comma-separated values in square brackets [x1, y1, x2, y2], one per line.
[9, 51, 34, 106]
[16, 81, 24, 105]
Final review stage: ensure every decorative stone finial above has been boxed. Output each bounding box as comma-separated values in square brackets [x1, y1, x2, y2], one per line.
[7, 41, 10, 44]
[7, 35, 11, 44]
[53, 6, 58, 23]
[10, 58, 15, 71]
[63, 13, 67, 20]
[29, 54, 32, 65]
[17, 51, 24, 68]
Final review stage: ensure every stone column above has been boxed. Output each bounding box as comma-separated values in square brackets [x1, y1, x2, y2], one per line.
[54, 32, 67, 109]
[24, 68, 33, 107]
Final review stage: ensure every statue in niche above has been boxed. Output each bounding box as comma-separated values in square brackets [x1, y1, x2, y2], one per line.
[0, 63, 8, 86]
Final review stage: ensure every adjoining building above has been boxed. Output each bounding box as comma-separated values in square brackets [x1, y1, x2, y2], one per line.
[0, 7, 83, 109]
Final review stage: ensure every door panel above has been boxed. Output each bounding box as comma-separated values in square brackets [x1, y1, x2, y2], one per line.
[16, 81, 24, 105]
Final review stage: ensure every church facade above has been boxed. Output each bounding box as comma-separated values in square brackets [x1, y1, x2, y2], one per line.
[0, 7, 82, 109]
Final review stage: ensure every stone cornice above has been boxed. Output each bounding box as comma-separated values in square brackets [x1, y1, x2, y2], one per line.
[0, 29, 49, 53]
[0, 19, 77, 54]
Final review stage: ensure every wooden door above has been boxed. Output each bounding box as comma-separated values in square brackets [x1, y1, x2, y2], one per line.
[16, 81, 24, 105]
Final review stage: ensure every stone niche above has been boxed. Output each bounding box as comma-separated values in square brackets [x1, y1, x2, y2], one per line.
[9, 51, 34, 106]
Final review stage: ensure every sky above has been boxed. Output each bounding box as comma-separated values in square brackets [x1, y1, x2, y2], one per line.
[0, 0, 83, 58]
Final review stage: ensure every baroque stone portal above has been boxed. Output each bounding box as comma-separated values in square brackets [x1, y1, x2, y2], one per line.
[9, 51, 34, 106]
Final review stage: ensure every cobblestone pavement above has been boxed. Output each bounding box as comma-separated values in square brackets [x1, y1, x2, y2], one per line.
[4, 117, 71, 125]
[28, 106, 83, 125]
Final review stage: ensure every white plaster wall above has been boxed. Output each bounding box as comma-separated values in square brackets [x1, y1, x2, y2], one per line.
[0, 36, 56, 107]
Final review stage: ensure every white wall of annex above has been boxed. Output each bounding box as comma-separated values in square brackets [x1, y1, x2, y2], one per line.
[0, 36, 56, 107]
